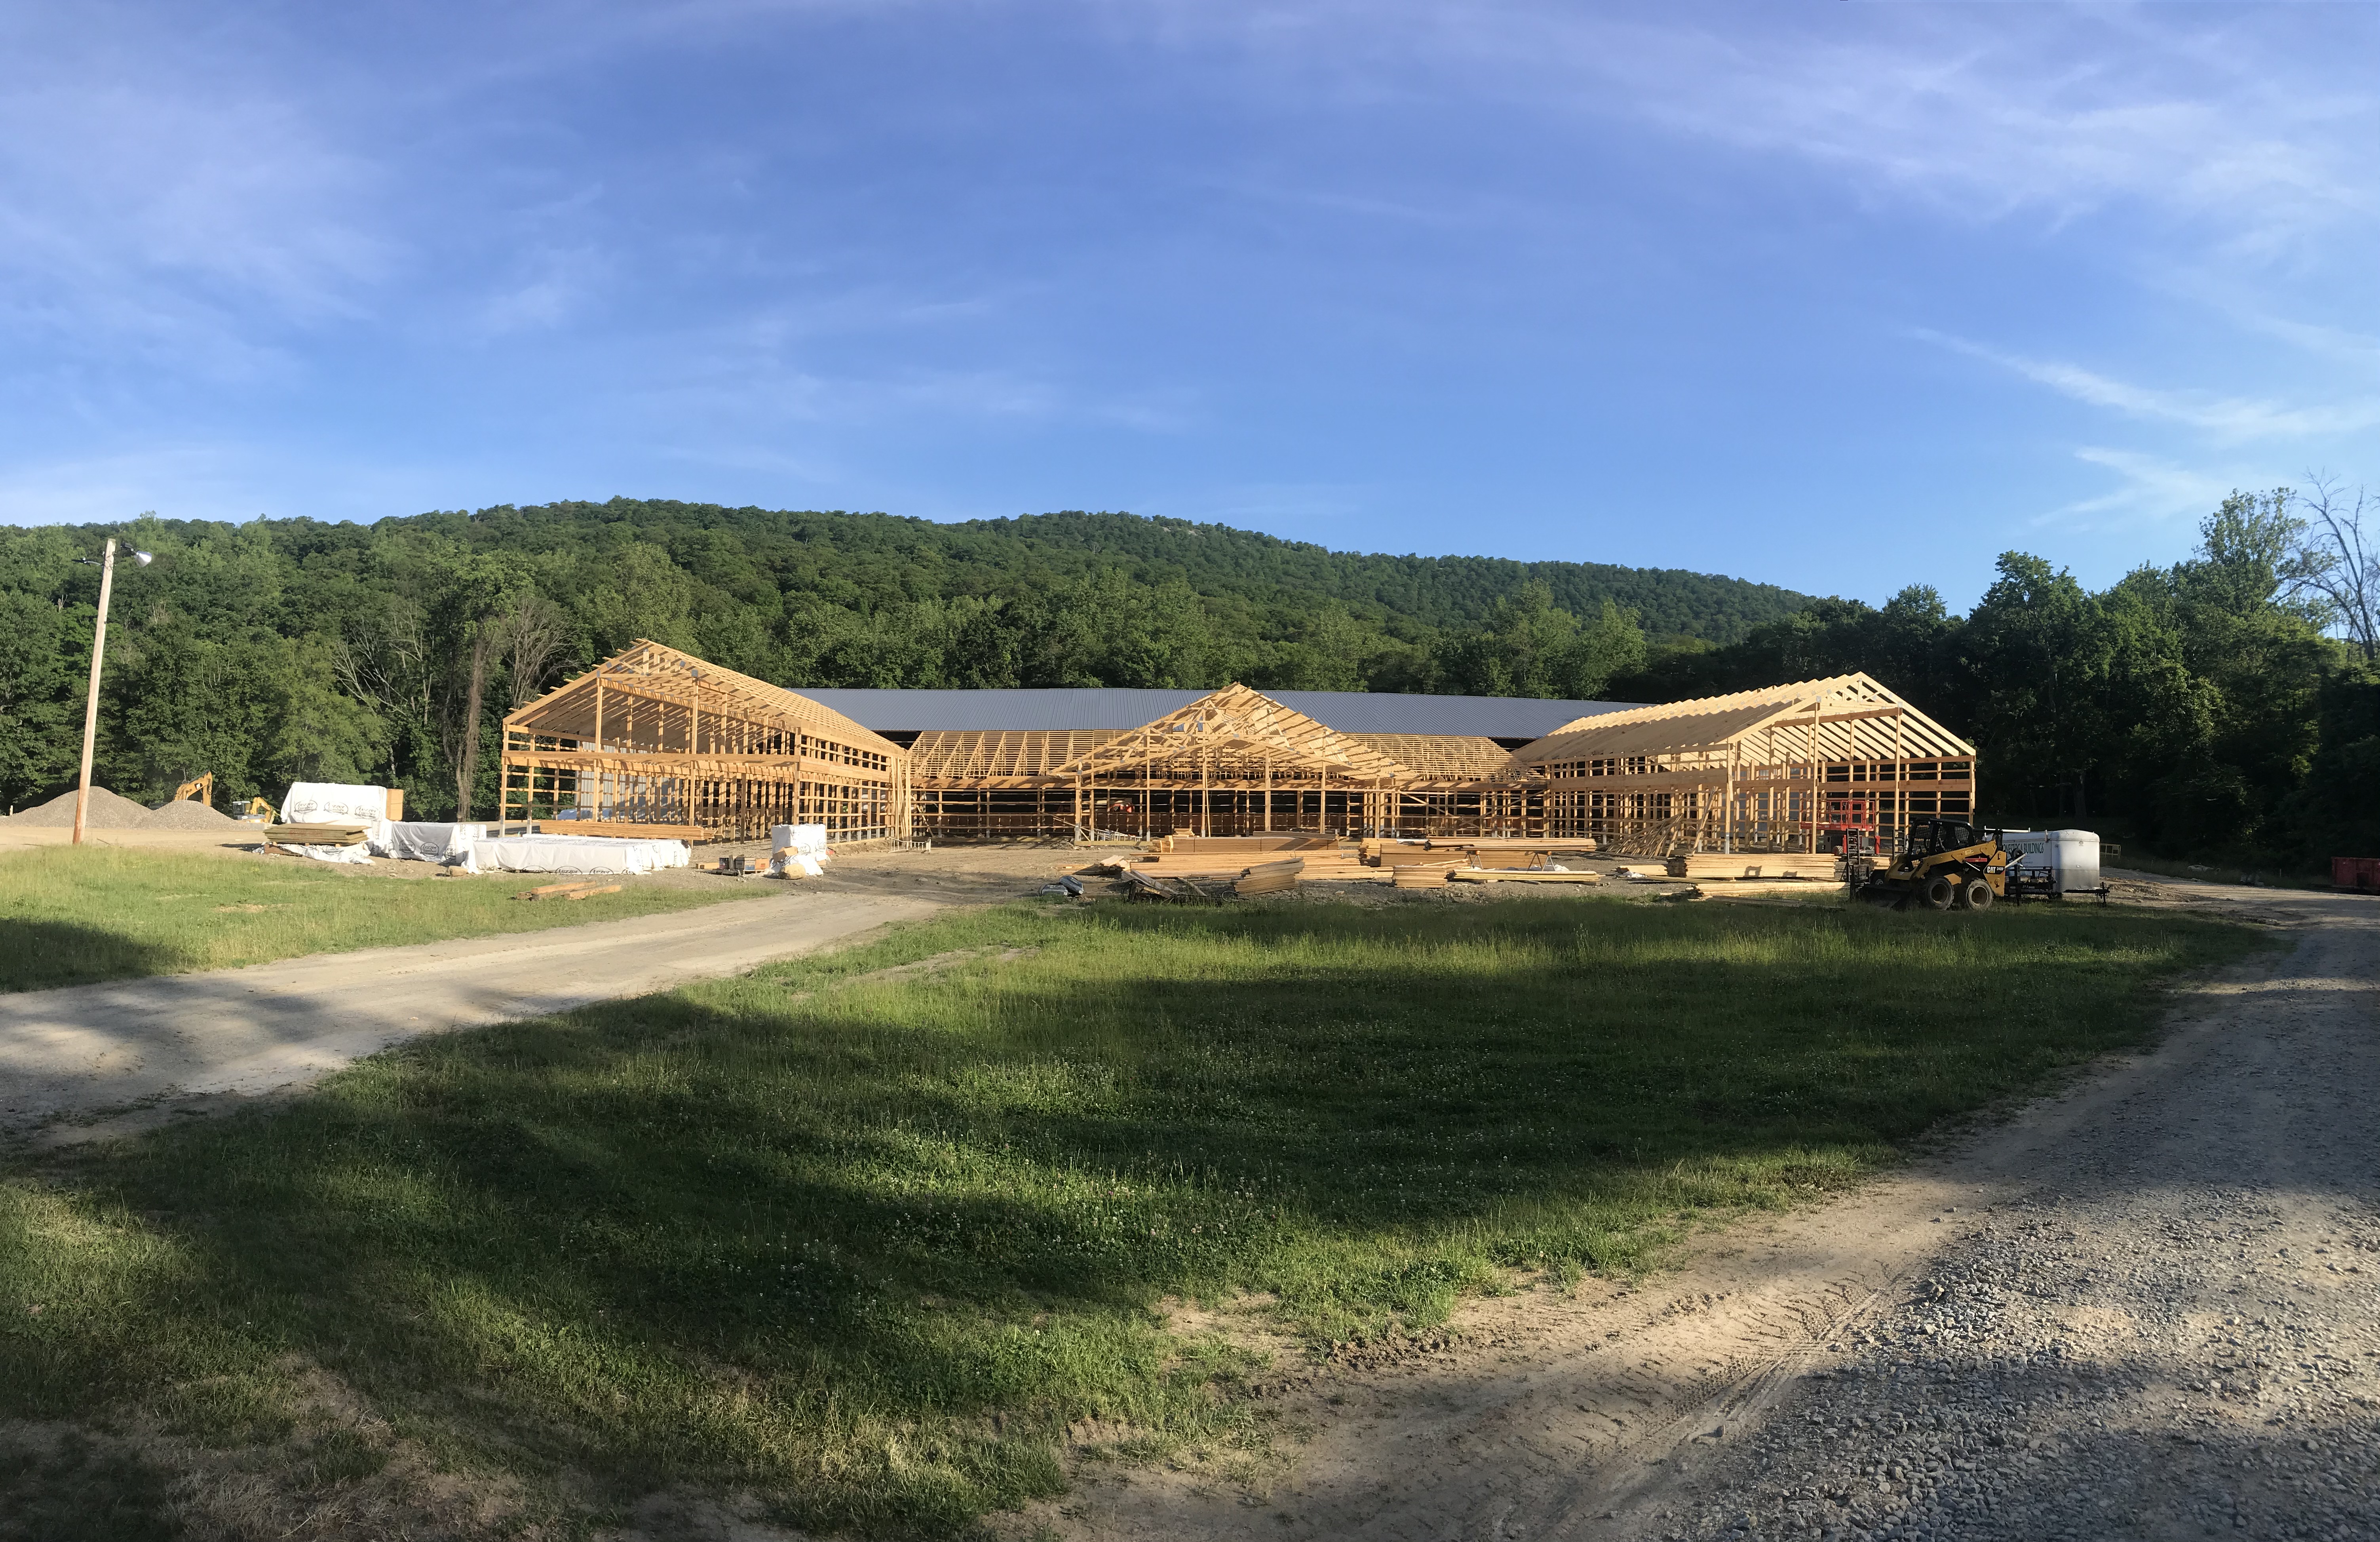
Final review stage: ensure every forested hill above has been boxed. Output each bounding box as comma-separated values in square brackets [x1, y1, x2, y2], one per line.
[4, 491, 2372, 871]
[428, 500, 1810, 641]
[935, 510, 1809, 639]
[0, 497, 1787, 820]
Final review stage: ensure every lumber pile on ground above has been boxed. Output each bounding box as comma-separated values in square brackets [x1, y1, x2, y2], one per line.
[1694, 878, 1842, 900]
[264, 823, 369, 846]
[1233, 858, 1304, 897]
[1380, 851, 1466, 869]
[1127, 837, 1380, 882]
[1668, 853, 1842, 882]
[1119, 868, 1216, 902]
[1449, 868, 1601, 885]
[511, 879, 624, 901]
[1143, 834, 1334, 855]
[1424, 837, 1599, 855]
[1391, 865, 1451, 889]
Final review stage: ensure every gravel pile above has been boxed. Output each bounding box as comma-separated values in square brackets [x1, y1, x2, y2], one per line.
[144, 798, 243, 829]
[2, 786, 157, 826]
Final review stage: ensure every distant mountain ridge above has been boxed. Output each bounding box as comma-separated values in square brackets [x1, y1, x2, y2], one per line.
[948, 510, 1813, 641]
[451, 501, 1812, 644]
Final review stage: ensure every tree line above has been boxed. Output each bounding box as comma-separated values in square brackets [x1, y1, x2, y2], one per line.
[0, 490, 2371, 866]
[1608, 482, 2378, 864]
[0, 501, 1688, 820]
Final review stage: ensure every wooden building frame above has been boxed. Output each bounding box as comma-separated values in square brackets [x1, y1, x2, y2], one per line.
[500, 640, 908, 843]
[909, 684, 1429, 841]
[1504, 673, 1975, 857]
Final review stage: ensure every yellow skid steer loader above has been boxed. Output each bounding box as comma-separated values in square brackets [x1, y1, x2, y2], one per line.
[1847, 817, 2050, 911]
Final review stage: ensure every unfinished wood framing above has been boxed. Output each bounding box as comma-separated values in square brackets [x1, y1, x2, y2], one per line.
[908, 684, 1428, 842]
[500, 640, 908, 843]
[1505, 673, 1975, 858]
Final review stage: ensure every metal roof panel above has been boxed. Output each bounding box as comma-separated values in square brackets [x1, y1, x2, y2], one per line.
[796, 687, 1635, 739]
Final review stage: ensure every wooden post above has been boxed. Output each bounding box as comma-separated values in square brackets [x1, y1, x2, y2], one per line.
[1723, 740, 1737, 853]
[1264, 757, 1272, 831]
[1806, 698, 1824, 853]
[1890, 710, 1907, 853]
[1319, 762, 1329, 836]
[590, 679, 606, 820]
[72, 538, 120, 846]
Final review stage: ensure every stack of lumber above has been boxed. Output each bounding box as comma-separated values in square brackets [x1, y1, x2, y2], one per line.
[1119, 868, 1217, 902]
[511, 878, 624, 901]
[1233, 858, 1304, 897]
[1668, 853, 1842, 882]
[1127, 837, 1380, 883]
[1392, 864, 1452, 889]
[1424, 836, 1599, 856]
[1144, 834, 1331, 855]
[264, 822, 369, 846]
[1450, 868, 1601, 885]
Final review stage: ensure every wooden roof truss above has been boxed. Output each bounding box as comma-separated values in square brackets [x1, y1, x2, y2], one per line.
[1047, 684, 1417, 787]
[909, 729, 1129, 786]
[1511, 673, 1973, 777]
[506, 639, 901, 763]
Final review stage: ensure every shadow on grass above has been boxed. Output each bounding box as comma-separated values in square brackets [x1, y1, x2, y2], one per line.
[0, 919, 175, 994]
[0, 898, 2269, 1536]
[0, 1431, 179, 1542]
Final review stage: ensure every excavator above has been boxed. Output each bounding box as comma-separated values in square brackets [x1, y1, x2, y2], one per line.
[172, 773, 214, 807]
[1847, 817, 2055, 910]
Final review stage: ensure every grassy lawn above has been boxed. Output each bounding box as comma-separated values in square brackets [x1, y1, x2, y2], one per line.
[0, 846, 751, 992]
[0, 897, 2262, 1538]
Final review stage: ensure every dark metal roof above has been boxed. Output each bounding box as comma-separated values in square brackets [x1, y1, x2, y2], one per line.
[795, 687, 1636, 741]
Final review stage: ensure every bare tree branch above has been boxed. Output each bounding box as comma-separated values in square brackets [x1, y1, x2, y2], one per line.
[2290, 473, 2378, 662]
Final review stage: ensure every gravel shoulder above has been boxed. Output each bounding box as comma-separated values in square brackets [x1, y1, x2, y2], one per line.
[0, 889, 945, 1141]
[1020, 877, 2378, 1542]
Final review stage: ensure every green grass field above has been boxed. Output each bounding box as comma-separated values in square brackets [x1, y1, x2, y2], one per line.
[0, 847, 749, 992]
[0, 897, 2263, 1538]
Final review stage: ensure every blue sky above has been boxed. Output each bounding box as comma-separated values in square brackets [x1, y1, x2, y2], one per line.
[2, 2, 2374, 608]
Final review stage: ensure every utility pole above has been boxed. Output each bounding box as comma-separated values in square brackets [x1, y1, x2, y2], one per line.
[71, 538, 150, 846]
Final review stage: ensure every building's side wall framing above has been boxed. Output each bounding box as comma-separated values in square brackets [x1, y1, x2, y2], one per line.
[1512, 675, 1975, 857]
[500, 640, 907, 844]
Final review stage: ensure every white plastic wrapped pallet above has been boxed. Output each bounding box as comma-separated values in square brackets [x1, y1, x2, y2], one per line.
[770, 823, 831, 877]
[464, 835, 690, 876]
[278, 782, 395, 864]
[376, 822, 486, 865]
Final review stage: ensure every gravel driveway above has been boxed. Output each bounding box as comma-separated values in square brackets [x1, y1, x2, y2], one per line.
[1625, 882, 2378, 1542]
[1028, 879, 2379, 1542]
[0, 890, 941, 1140]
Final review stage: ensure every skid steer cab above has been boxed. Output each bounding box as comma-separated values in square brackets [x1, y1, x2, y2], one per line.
[1848, 817, 2042, 912]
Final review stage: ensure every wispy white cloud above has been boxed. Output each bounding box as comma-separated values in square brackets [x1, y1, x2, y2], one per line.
[2037, 447, 2242, 533]
[1155, 1, 2380, 249]
[0, 12, 395, 383]
[478, 246, 613, 336]
[1916, 329, 2380, 443]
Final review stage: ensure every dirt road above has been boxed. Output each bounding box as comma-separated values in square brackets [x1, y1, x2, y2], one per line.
[0, 889, 941, 1138]
[1030, 879, 2380, 1542]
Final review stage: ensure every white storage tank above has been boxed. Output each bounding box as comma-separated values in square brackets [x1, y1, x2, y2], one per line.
[2001, 829, 2101, 895]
